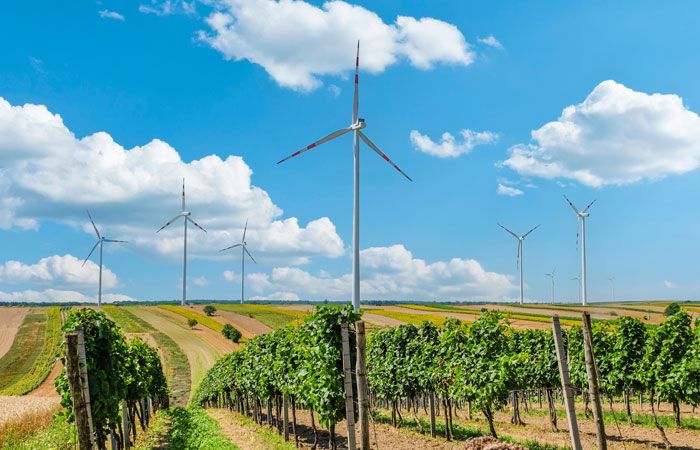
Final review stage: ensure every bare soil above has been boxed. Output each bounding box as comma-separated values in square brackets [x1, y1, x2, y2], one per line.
[155, 307, 239, 355]
[27, 361, 62, 398]
[193, 306, 272, 338]
[0, 307, 30, 359]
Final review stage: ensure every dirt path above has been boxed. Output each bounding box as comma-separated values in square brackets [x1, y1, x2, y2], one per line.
[137, 307, 221, 399]
[192, 306, 271, 338]
[27, 360, 62, 398]
[0, 307, 30, 359]
[156, 307, 239, 355]
[207, 408, 290, 450]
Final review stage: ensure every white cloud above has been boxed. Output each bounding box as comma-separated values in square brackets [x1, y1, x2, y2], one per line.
[139, 1, 195, 16]
[664, 280, 678, 289]
[497, 183, 523, 197]
[247, 244, 515, 301]
[0, 97, 344, 263]
[0, 289, 135, 304]
[478, 35, 503, 49]
[250, 291, 300, 301]
[193, 276, 209, 286]
[99, 10, 125, 21]
[502, 80, 700, 187]
[328, 84, 342, 97]
[410, 129, 498, 158]
[223, 270, 237, 282]
[0, 254, 117, 290]
[199, 0, 473, 91]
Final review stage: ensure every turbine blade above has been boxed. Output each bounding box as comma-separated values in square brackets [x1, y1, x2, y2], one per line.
[104, 239, 127, 243]
[277, 128, 352, 164]
[358, 131, 412, 181]
[244, 246, 257, 264]
[187, 216, 207, 233]
[522, 224, 540, 239]
[83, 241, 100, 266]
[156, 214, 183, 233]
[182, 178, 186, 211]
[219, 243, 242, 252]
[242, 218, 248, 242]
[86, 210, 101, 240]
[563, 195, 580, 214]
[497, 223, 519, 240]
[353, 40, 359, 124]
[583, 199, 597, 213]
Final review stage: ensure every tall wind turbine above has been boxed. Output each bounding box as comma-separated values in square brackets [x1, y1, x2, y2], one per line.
[83, 211, 126, 308]
[497, 223, 540, 305]
[220, 219, 256, 304]
[157, 179, 207, 306]
[608, 276, 616, 302]
[277, 41, 412, 311]
[545, 267, 556, 303]
[564, 195, 596, 306]
[572, 275, 582, 304]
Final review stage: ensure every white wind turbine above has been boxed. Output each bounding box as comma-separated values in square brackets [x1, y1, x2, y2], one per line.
[83, 211, 126, 308]
[608, 276, 616, 302]
[564, 195, 596, 306]
[220, 219, 256, 304]
[277, 41, 412, 311]
[157, 179, 207, 306]
[545, 267, 556, 303]
[572, 275, 582, 304]
[497, 223, 540, 305]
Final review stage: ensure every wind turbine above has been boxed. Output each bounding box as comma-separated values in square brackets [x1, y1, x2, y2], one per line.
[497, 223, 540, 305]
[564, 195, 596, 306]
[83, 211, 126, 308]
[608, 276, 616, 302]
[545, 267, 556, 304]
[157, 179, 207, 306]
[220, 219, 256, 304]
[277, 41, 412, 311]
[572, 275, 582, 304]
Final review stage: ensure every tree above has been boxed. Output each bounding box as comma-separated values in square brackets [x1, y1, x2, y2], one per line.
[203, 305, 217, 316]
[187, 318, 198, 329]
[222, 323, 242, 343]
[664, 302, 681, 317]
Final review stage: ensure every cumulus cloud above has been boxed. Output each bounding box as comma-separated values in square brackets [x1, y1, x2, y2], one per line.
[0, 289, 135, 304]
[223, 270, 237, 281]
[497, 183, 523, 197]
[193, 276, 209, 286]
[664, 280, 678, 289]
[139, 0, 196, 16]
[502, 80, 700, 187]
[410, 129, 497, 158]
[0, 97, 344, 263]
[199, 0, 473, 91]
[478, 35, 503, 49]
[99, 10, 125, 21]
[246, 244, 515, 301]
[0, 254, 117, 290]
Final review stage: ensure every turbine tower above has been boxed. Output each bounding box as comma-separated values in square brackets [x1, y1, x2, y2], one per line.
[157, 179, 207, 306]
[564, 195, 596, 306]
[220, 219, 257, 304]
[277, 41, 412, 311]
[545, 267, 556, 304]
[572, 275, 582, 304]
[497, 223, 540, 305]
[608, 276, 616, 302]
[83, 211, 126, 308]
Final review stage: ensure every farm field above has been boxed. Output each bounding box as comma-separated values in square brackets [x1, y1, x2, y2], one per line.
[0, 307, 29, 359]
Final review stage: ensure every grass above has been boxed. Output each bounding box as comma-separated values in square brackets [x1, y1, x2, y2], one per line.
[159, 305, 225, 333]
[167, 407, 239, 449]
[133, 409, 173, 450]
[1, 414, 75, 450]
[105, 306, 191, 407]
[216, 304, 308, 329]
[0, 307, 63, 395]
[366, 308, 448, 326]
[213, 409, 297, 450]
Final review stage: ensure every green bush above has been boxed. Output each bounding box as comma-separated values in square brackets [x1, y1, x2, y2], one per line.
[664, 302, 681, 317]
[221, 324, 242, 343]
[203, 305, 217, 316]
[187, 318, 198, 329]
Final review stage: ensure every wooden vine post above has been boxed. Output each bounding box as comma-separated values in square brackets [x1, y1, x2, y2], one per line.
[551, 315, 582, 450]
[582, 312, 607, 450]
[65, 332, 94, 450]
[122, 401, 131, 450]
[355, 320, 370, 449]
[341, 323, 357, 450]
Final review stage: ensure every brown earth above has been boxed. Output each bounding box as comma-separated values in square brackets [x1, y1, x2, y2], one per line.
[27, 361, 62, 398]
[362, 312, 406, 328]
[155, 307, 239, 355]
[0, 307, 30, 359]
[192, 306, 271, 338]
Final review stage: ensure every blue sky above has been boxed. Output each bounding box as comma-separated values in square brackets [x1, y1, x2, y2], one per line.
[1, 0, 700, 303]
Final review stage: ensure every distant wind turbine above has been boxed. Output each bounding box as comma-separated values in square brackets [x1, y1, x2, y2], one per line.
[564, 195, 596, 306]
[609, 276, 616, 302]
[545, 267, 556, 304]
[220, 219, 256, 304]
[277, 41, 412, 311]
[83, 211, 126, 308]
[572, 275, 582, 304]
[497, 223, 540, 305]
[157, 179, 207, 306]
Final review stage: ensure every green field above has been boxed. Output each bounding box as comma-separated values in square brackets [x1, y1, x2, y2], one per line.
[216, 303, 308, 329]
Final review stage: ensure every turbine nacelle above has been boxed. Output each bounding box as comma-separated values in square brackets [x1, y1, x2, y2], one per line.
[351, 118, 366, 130]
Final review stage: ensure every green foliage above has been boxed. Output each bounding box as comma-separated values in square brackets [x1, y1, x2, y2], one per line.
[167, 407, 238, 450]
[187, 318, 198, 329]
[221, 324, 242, 343]
[216, 303, 308, 329]
[203, 305, 217, 316]
[664, 302, 681, 317]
